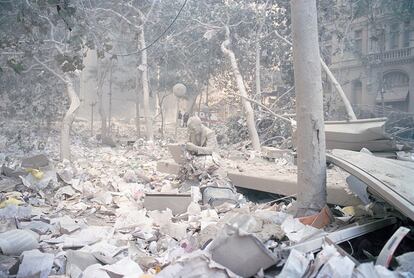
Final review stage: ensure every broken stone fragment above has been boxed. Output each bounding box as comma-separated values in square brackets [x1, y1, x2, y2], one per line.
[19, 221, 52, 235]
[0, 255, 19, 276]
[57, 168, 73, 184]
[54, 185, 77, 199]
[0, 229, 39, 256]
[254, 223, 285, 242]
[54, 216, 81, 234]
[16, 249, 54, 278]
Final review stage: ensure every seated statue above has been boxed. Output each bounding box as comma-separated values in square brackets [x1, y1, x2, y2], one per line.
[185, 116, 218, 155]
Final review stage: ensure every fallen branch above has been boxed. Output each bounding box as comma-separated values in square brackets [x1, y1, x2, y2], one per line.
[269, 86, 294, 110]
[227, 91, 296, 127]
[274, 31, 357, 121]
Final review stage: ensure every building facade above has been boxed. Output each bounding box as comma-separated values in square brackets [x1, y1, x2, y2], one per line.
[322, 6, 414, 113]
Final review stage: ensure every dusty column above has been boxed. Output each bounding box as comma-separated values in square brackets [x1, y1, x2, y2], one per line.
[291, 0, 327, 216]
[139, 26, 153, 141]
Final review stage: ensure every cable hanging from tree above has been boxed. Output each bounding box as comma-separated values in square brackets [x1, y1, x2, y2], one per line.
[104, 0, 188, 57]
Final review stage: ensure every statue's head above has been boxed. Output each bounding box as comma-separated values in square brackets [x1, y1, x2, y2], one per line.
[187, 116, 203, 135]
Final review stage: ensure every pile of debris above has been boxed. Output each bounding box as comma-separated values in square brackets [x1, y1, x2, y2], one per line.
[0, 123, 413, 277]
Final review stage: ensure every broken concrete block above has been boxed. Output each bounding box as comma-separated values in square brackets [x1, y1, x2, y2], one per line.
[254, 223, 285, 242]
[209, 231, 278, 277]
[57, 168, 73, 184]
[17, 249, 54, 278]
[0, 229, 39, 255]
[21, 154, 49, 169]
[144, 193, 191, 215]
[19, 221, 52, 235]
[201, 186, 238, 207]
[0, 255, 19, 277]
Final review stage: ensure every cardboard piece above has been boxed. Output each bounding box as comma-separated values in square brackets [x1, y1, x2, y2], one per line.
[156, 160, 181, 175]
[167, 144, 187, 164]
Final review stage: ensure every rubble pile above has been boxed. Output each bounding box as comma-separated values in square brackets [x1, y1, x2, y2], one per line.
[0, 122, 413, 278]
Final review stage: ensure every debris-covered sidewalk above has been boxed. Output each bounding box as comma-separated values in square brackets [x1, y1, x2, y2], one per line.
[1, 122, 413, 278]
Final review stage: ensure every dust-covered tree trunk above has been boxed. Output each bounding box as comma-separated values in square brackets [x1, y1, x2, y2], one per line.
[33, 56, 79, 161]
[221, 26, 261, 151]
[320, 61, 357, 120]
[61, 74, 80, 161]
[291, 0, 327, 216]
[108, 59, 113, 134]
[255, 19, 264, 104]
[255, 41, 261, 101]
[139, 26, 153, 141]
[97, 60, 108, 137]
[135, 74, 141, 138]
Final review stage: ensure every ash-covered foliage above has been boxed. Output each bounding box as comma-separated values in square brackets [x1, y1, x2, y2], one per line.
[214, 115, 293, 149]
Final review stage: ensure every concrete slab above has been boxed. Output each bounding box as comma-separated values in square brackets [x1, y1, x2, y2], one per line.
[228, 171, 362, 206]
[327, 149, 414, 221]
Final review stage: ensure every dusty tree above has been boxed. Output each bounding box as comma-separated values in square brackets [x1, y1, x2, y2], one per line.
[221, 26, 261, 151]
[291, 0, 327, 216]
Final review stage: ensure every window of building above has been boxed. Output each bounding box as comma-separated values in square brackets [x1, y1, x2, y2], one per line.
[377, 71, 410, 112]
[383, 71, 409, 89]
[352, 79, 362, 105]
[389, 23, 400, 49]
[403, 21, 410, 48]
[354, 29, 363, 53]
